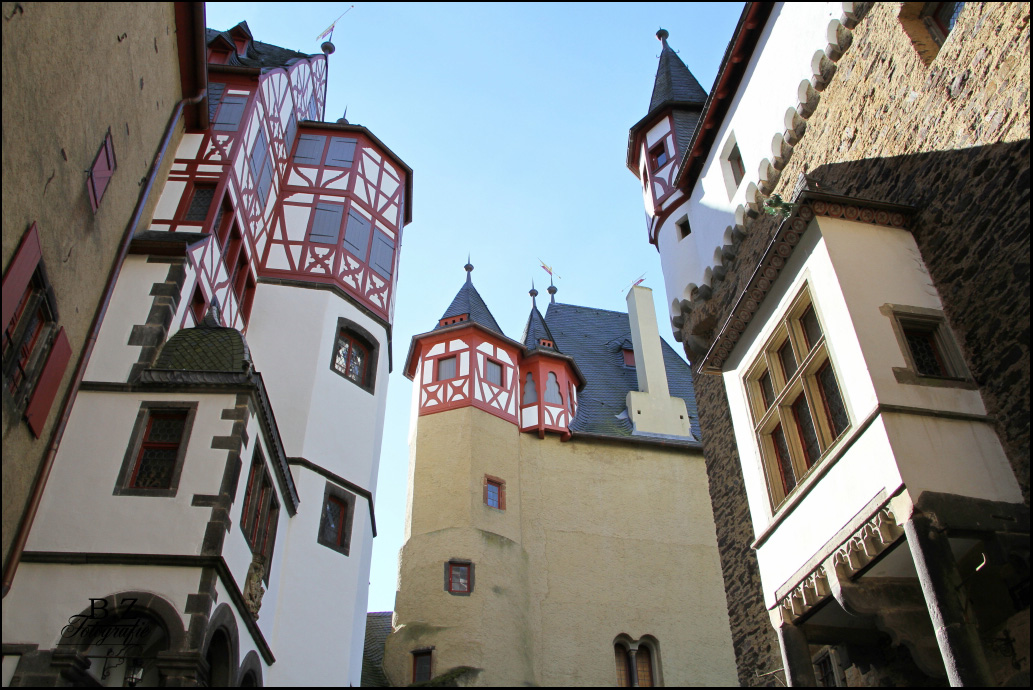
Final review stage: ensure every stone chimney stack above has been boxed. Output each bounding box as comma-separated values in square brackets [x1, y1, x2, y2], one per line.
[625, 285, 694, 439]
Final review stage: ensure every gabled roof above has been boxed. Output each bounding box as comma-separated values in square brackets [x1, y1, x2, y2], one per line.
[544, 303, 700, 440]
[434, 267, 504, 336]
[649, 31, 709, 111]
[521, 291, 559, 353]
[206, 23, 313, 70]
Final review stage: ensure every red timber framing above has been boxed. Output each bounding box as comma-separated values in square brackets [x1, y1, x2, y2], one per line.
[150, 47, 411, 331]
[518, 351, 581, 440]
[406, 325, 521, 424]
[644, 124, 680, 213]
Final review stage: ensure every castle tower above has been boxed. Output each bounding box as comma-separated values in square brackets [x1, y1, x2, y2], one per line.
[384, 275, 737, 686]
[627, 29, 708, 246]
[1, 18, 411, 686]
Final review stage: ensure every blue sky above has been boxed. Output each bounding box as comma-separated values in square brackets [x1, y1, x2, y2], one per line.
[206, 2, 745, 613]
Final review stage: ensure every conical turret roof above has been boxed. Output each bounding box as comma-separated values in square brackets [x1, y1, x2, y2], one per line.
[521, 288, 559, 353]
[435, 262, 504, 336]
[649, 30, 708, 111]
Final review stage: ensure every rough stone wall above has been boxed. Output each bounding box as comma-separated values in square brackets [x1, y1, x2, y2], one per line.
[680, 2, 1030, 684]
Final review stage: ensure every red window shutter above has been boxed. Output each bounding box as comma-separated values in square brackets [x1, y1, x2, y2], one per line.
[3, 223, 42, 329]
[88, 132, 116, 212]
[25, 327, 72, 438]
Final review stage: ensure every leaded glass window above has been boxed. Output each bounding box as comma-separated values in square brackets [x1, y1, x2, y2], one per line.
[334, 332, 368, 385]
[130, 412, 187, 489]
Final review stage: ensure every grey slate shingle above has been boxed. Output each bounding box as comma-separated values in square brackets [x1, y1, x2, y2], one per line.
[521, 301, 559, 353]
[152, 325, 252, 373]
[434, 275, 504, 336]
[206, 23, 313, 71]
[361, 611, 392, 687]
[544, 303, 700, 440]
[649, 40, 709, 111]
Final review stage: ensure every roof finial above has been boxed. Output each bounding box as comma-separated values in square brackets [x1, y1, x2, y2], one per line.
[464, 254, 474, 283]
[529, 280, 539, 305]
[547, 275, 557, 304]
[656, 28, 669, 45]
[337, 106, 349, 125]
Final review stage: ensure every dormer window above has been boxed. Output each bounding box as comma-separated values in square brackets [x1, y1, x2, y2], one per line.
[649, 142, 669, 171]
[538, 338, 554, 348]
[438, 314, 469, 328]
[623, 348, 636, 367]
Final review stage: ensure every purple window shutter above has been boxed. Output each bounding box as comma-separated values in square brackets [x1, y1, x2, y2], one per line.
[214, 96, 248, 131]
[293, 134, 325, 165]
[326, 137, 357, 167]
[343, 210, 371, 259]
[88, 132, 116, 212]
[369, 229, 395, 278]
[308, 202, 345, 244]
[25, 327, 72, 438]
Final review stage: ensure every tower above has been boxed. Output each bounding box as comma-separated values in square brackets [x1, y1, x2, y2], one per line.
[383, 269, 736, 686]
[2, 15, 412, 687]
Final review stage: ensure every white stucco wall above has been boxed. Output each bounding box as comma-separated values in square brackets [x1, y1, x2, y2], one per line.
[26, 390, 236, 555]
[656, 2, 843, 315]
[723, 217, 1023, 603]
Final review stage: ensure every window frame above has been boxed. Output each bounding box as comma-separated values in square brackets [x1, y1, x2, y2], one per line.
[745, 287, 849, 510]
[648, 141, 669, 171]
[485, 358, 504, 387]
[483, 475, 506, 510]
[328, 318, 379, 393]
[317, 482, 357, 556]
[436, 355, 458, 382]
[444, 559, 473, 596]
[884, 304, 973, 388]
[240, 448, 279, 581]
[87, 129, 117, 213]
[412, 649, 433, 684]
[614, 636, 662, 687]
[113, 402, 198, 498]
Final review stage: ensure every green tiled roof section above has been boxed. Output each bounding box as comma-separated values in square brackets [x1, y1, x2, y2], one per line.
[153, 326, 252, 373]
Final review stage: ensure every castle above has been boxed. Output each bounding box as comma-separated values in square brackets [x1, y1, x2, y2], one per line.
[3, 5, 409, 685]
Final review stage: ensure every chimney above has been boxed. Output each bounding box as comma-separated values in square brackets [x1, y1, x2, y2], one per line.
[625, 285, 694, 439]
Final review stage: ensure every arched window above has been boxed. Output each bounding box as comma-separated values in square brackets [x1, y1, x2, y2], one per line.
[614, 636, 660, 687]
[636, 645, 654, 687]
[544, 372, 562, 404]
[329, 318, 379, 393]
[522, 372, 537, 404]
[614, 644, 633, 687]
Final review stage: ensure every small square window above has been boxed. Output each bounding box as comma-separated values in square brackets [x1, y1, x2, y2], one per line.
[114, 402, 197, 497]
[887, 306, 970, 386]
[648, 142, 669, 171]
[675, 215, 691, 240]
[317, 483, 356, 556]
[728, 144, 745, 187]
[483, 475, 505, 510]
[184, 184, 216, 222]
[444, 560, 473, 595]
[329, 318, 379, 393]
[485, 359, 503, 386]
[437, 356, 457, 381]
[623, 348, 636, 368]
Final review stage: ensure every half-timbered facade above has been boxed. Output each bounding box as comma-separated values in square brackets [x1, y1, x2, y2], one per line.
[382, 271, 736, 686]
[3, 15, 412, 687]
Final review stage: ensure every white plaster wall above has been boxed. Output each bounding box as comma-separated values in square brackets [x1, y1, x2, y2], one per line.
[245, 283, 389, 494]
[819, 217, 987, 415]
[83, 256, 176, 382]
[266, 466, 374, 687]
[657, 2, 842, 314]
[26, 391, 236, 555]
[1, 562, 195, 649]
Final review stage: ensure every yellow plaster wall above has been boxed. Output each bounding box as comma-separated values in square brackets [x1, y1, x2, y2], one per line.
[386, 406, 737, 686]
[1, 2, 184, 570]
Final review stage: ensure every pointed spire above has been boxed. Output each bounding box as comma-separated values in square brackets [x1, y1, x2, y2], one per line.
[522, 281, 559, 352]
[530, 281, 538, 305]
[649, 29, 708, 112]
[547, 275, 557, 304]
[434, 261, 504, 335]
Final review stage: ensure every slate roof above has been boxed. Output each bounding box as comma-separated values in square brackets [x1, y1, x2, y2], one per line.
[360, 612, 392, 687]
[544, 303, 700, 440]
[434, 271, 504, 336]
[152, 324, 252, 373]
[206, 22, 313, 70]
[521, 296, 559, 353]
[649, 35, 709, 111]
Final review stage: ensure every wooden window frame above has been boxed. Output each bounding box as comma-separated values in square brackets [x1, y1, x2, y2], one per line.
[648, 141, 669, 171]
[728, 143, 745, 188]
[885, 304, 971, 387]
[328, 318, 379, 393]
[436, 355, 457, 382]
[411, 649, 433, 684]
[745, 287, 850, 510]
[614, 637, 662, 687]
[114, 402, 197, 497]
[183, 183, 217, 223]
[3, 224, 71, 437]
[444, 559, 473, 596]
[485, 358, 504, 387]
[483, 475, 506, 510]
[317, 482, 356, 556]
[240, 448, 279, 581]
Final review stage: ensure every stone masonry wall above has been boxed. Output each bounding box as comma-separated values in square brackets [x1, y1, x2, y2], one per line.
[680, 3, 1030, 685]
